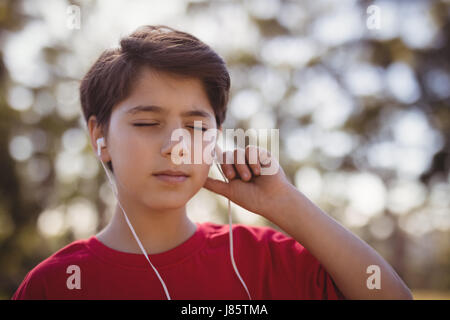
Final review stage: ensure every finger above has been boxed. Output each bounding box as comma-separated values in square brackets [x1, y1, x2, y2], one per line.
[214, 144, 232, 177]
[245, 145, 261, 176]
[219, 150, 237, 180]
[233, 148, 252, 182]
[213, 144, 235, 180]
[203, 177, 230, 198]
[258, 147, 272, 167]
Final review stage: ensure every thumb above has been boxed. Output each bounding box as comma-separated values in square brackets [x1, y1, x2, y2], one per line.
[203, 177, 231, 198]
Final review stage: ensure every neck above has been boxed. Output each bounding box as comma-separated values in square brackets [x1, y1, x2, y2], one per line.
[96, 194, 197, 255]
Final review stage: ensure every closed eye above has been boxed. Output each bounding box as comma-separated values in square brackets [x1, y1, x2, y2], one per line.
[133, 123, 158, 127]
[133, 124, 207, 131]
[187, 126, 207, 132]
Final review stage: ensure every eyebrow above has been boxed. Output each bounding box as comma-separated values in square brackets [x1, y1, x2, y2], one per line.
[126, 105, 214, 120]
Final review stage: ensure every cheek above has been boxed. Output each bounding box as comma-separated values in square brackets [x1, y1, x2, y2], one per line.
[109, 136, 157, 187]
[188, 163, 211, 188]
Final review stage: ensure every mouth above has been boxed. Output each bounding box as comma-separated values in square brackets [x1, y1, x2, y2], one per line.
[153, 170, 190, 183]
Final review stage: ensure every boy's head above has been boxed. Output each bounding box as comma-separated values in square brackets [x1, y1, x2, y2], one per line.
[80, 25, 230, 210]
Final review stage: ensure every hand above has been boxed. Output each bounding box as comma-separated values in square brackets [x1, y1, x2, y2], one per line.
[202, 145, 294, 219]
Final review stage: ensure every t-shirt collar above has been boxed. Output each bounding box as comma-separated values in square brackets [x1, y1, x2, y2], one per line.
[85, 222, 206, 269]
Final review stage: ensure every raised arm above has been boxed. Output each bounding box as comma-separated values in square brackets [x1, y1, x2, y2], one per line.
[203, 145, 413, 300]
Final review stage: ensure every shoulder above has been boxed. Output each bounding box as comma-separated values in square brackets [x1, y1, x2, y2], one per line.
[199, 221, 306, 253]
[12, 237, 93, 299]
[35, 237, 93, 271]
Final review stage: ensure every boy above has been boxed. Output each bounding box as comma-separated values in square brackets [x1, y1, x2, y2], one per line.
[12, 25, 412, 300]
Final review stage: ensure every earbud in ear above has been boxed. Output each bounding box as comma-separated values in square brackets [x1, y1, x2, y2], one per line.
[97, 137, 105, 157]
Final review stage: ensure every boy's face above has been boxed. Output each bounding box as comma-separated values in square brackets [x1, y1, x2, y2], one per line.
[94, 67, 220, 210]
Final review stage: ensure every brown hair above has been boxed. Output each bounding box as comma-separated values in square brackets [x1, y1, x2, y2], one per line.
[79, 25, 230, 171]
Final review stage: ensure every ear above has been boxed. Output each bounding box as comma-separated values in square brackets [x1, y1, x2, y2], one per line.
[87, 116, 111, 162]
[213, 126, 223, 162]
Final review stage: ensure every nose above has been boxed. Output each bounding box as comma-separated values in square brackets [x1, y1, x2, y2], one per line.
[160, 125, 191, 164]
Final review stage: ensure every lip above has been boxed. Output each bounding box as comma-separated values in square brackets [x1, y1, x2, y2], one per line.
[153, 170, 189, 184]
[154, 174, 188, 183]
[153, 170, 189, 177]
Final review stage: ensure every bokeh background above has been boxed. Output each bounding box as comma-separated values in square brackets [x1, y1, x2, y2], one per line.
[0, 0, 449, 299]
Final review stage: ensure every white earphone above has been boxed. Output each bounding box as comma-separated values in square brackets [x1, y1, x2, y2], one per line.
[95, 137, 252, 300]
[97, 137, 105, 157]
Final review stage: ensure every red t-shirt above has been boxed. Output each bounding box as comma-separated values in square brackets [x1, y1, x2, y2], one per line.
[12, 222, 345, 300]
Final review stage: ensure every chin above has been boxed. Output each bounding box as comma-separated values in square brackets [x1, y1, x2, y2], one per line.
[144, 193, 190, 210]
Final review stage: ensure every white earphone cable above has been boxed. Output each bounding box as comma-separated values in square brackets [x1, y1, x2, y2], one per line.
[98, 158, 172, 300]
[215, 161, 252, 300]
[97, 139, 251, 300]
